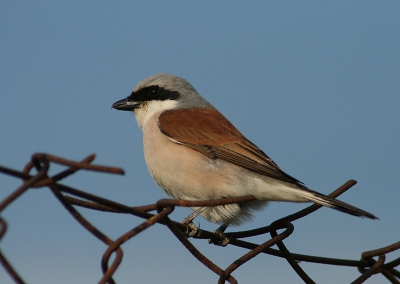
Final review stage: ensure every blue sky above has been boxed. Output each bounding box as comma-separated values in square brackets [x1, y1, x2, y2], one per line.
[1, 2, 399, 283]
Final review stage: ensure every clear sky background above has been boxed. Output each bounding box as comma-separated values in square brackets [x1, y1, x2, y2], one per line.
[1, 2, 399, 283]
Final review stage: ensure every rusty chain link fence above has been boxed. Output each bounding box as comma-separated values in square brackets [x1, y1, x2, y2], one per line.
[1, 153, 399, 284]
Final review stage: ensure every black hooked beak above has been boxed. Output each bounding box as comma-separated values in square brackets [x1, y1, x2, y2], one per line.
[111, 97, 142, 111]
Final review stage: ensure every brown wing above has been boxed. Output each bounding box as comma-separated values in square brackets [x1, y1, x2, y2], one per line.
[158, 108, 304, 186]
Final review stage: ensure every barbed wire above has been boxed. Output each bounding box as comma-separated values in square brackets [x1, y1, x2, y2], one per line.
[0, 153, 399, 283]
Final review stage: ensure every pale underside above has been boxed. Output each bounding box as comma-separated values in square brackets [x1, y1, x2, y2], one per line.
[137, 105, 310, 225]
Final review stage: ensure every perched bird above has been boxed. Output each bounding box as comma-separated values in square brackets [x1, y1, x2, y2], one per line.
[112, 73, 377, 232]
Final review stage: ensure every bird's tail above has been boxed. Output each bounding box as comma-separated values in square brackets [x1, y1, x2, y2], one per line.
[297, 187, 378, 219]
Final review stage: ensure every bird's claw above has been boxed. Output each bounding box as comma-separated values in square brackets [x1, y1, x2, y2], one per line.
[208, 230, 230, 246]
[184, 221, 201, 237]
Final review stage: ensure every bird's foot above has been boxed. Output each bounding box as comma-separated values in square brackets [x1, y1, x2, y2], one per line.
[182, 221, 201, 237]
[208, 224, 230, 246]
[208, 230, 230, 246]
[182, 207, 208, 237]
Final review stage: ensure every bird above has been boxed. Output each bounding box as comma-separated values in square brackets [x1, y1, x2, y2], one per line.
[112, 73, 377, 237]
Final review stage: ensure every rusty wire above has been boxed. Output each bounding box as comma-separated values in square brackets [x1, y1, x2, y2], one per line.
[0, 153, 399, 284]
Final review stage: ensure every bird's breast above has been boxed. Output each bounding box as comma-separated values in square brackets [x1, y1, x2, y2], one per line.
[141, 113, 248, 200]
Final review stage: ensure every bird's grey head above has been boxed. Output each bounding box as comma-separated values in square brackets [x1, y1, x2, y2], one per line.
[112, 73, 214, 113]
[112, 73, 215, 128]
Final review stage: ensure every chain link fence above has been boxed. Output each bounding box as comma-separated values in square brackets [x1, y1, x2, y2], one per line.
[1, 153, 399, 283]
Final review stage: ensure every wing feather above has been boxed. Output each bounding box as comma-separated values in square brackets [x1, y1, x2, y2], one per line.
[158, 108, 303, 186]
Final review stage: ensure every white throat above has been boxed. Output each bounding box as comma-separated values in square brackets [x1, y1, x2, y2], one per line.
[134, 99, 178, 129]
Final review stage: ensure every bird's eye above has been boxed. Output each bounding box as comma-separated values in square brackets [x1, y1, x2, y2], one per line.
[148, 86, 159, 98]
